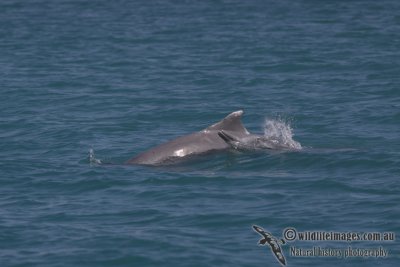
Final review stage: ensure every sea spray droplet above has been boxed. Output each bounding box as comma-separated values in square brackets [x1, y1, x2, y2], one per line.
[263, 119, 302, 150]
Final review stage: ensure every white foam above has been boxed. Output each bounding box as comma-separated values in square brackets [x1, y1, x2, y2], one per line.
[89, 148, 102, 165]
[263, 118, 302, 150]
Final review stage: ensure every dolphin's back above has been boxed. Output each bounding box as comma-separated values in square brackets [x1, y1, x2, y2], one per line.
[126, 131, 228, 165]
[126, 110, 250, 165]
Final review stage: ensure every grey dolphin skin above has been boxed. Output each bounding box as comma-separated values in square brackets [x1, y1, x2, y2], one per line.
[126, 110, 252, 165]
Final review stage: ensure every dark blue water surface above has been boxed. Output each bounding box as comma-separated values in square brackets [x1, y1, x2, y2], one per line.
[1, 0, 399, 266]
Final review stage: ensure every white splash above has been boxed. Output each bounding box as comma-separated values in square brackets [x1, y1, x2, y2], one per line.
[89, 148, 102, 165]
[263, 118, 302, 150]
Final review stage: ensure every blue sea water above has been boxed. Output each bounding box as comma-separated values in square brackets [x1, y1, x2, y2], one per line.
[1, 0, 399, 266]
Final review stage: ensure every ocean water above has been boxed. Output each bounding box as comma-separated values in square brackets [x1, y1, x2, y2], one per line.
[1, 0, 399, 266]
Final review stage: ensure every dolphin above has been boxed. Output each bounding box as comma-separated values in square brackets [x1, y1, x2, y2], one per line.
[126, 110, 253, 165]
[218, 130, 277, 150]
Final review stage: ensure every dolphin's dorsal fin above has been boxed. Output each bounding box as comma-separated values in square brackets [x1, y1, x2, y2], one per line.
[205, 110, 249, 134]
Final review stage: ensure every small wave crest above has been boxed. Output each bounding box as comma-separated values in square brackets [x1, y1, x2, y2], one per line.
[263, 118, 302, 150]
